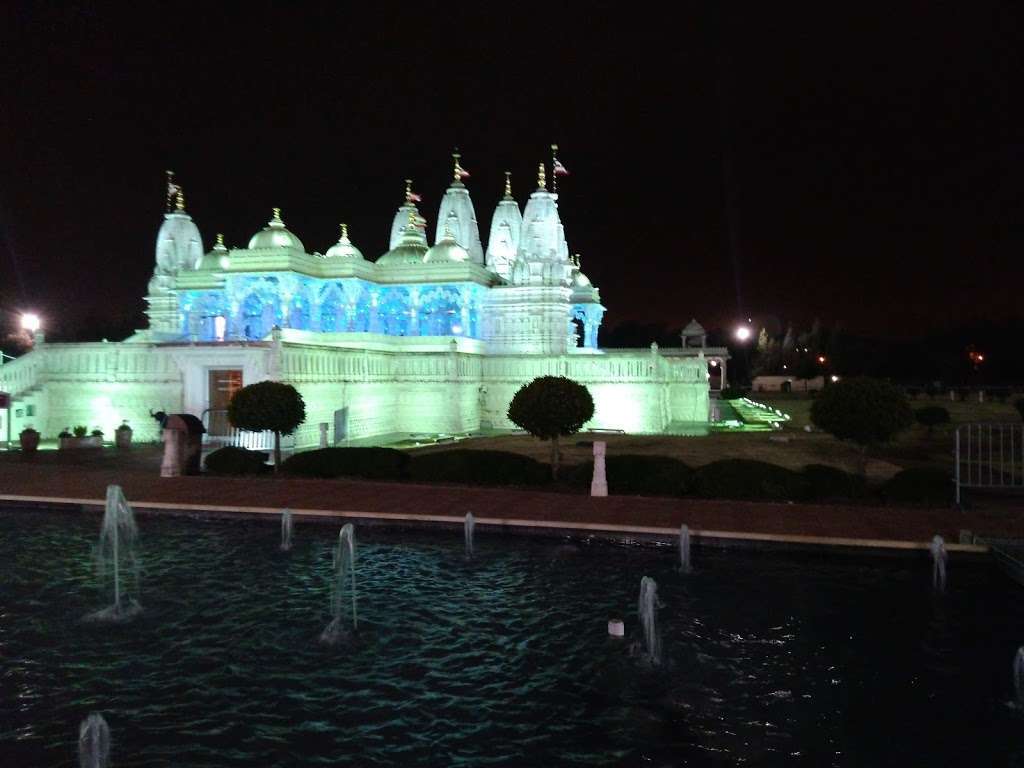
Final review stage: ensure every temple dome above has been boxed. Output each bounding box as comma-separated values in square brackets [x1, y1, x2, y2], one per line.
[377, 218, 428, 266]
[572, 270, 591, 287]
[198, 234, 230, 271]
[324, 224, 364, 260]
[155, 201, 203, 274]
[248, 208, 305, 251]
[424, 231, 469, 264]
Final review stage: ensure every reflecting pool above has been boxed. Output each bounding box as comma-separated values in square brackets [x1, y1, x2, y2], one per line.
[2, 510, 1023, 766]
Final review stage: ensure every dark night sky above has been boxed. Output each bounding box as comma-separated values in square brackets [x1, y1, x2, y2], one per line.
[0, 2, 1020, 343]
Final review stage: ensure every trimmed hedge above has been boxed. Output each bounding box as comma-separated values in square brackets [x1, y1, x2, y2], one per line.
[280, 447, 409, 480]
[691, 459, 808, 501]
[204, 446, 269, 476]
[409, 449, 550, 486]
[881, 468, 952, 505]
[566, 454, 693, 497]
[801, 463, 868, 500]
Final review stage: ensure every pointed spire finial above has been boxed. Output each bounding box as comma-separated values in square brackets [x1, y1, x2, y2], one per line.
[453, 150, 461, 183]
[340, 222, 349, 240]
[537, 162, 547, 191]
[504, 171, 513, 199]
[551, 144, 559, 193]
[271, 207, 282, 224]
[175, 188, 185, 211]
[165, 170, 179, 212]
[215, 233, 225, 249]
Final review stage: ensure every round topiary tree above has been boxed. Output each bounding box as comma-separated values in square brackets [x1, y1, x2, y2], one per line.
[915, 405, 950, 436]
[228, 381, 306, 470]
[810, 377, 913, 474]
[507, 376, 594, 480]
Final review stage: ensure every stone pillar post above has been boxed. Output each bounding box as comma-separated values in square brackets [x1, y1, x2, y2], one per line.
[591, 440, 608, 497]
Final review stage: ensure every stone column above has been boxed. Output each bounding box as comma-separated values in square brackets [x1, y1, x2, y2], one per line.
[591, 440, 608, 497]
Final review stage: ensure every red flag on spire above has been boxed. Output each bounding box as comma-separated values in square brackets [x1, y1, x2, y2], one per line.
[408, 191, 422, 203]
[553, 158, 569, 176]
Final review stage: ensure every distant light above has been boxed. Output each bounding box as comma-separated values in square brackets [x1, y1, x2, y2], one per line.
[817, 355, 826, 364]
[709, 359, 718, 367]
[451, 323, 463, 335]
[21, 313, 40, 333]
[831, 375, 840, 382]
[735, 326, 751, 342]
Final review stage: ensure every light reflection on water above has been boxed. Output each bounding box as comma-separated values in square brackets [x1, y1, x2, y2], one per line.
[0, 510, 1023, 767]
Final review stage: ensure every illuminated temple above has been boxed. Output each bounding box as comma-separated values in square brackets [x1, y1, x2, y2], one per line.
[0, 157, 713, 445]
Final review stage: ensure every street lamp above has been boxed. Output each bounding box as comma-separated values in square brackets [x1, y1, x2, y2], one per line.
[21, 313, 40, 334]
[735, 325, 751, 342]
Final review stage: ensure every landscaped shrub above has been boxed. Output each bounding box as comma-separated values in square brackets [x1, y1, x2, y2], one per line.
[691, 459, 808, 501]
[507, 376, 594, 480]
[281, 447, 409, 480]
[881, 468, 952, 506]
[801, 464, 868, 501]
[566, 454, 693, 497]
[204, 446, 269, 475]
[915, 406, 950, 435]
[409, 449, 550, 486]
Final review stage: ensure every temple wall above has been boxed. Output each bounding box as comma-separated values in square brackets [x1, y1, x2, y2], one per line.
[0, 340, 709, 444]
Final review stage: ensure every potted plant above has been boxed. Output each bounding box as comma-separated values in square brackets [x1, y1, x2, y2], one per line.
[60, 425, 104, 449]
[115, 421, 133, 450]
[19, 427, 40, 452]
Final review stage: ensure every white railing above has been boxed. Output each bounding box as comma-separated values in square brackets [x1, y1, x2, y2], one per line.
[955, 423, 1024, 506]
[202, 409, 291, 454]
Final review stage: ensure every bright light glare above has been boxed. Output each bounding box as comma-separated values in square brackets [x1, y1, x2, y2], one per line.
[735, 326, 751, 342]
[21, 313, 40, 332]
[831, 375, 840, 382]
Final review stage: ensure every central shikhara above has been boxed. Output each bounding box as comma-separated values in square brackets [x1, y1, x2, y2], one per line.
[1, 156, 714, 445]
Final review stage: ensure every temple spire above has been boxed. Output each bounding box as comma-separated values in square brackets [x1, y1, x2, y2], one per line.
[175, 188, 186, 211]
[537, 162, 547, 191]
[340, 222, 348, 240]
[504, 171, 513, 199]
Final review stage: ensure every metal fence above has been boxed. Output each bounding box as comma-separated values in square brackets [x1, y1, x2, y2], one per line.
[955, 423, 1024, 505]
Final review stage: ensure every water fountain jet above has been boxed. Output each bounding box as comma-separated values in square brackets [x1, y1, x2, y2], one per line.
[280, 509, 293, 552]
[638, 576, 662, 664]
[464, 512, 475, 558]
[320, 523, 357, 644]
[678, 524, 692, 573]
[930, 535, 947, 592]
[1015, 646, 1024, 709]
[84, 485, 142, 623]
[78, 712, 110, 768]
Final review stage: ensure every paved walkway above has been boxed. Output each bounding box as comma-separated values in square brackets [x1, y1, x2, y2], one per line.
[1, 450, 1021, 551]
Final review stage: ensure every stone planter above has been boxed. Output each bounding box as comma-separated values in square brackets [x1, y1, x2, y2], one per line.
[115, 427, 133, 450]
[19, 431, 40, 452]
[59, 436, 104, 450]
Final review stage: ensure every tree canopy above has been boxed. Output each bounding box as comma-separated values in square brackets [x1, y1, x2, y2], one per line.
[228, 381, 306, 468]
[810, 377, 913, 449]
[507, 376, 594, 478]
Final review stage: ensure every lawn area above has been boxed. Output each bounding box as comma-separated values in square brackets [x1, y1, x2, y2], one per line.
[413, 395, 1022, 483]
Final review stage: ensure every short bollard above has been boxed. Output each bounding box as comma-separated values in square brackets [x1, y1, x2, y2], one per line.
[591, 440, 608, 497]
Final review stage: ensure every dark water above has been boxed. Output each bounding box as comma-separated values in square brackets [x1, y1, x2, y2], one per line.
[2, 510, 1023, 767]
